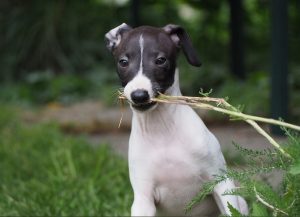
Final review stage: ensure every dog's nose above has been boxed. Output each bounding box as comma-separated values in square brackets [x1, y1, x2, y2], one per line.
[131, 89, 150, 104]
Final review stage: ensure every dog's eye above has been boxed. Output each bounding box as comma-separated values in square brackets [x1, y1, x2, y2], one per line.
[155, 57, 166, 65]
[119, 59, 129, 67]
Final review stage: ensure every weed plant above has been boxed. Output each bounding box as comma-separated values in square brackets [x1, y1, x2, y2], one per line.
[165, 95, 300, 216]
[118, 90, 300, 216]
[186, 131, 300, 216]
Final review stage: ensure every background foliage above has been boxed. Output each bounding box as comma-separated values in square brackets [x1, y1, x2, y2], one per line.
[0, 1, 300, 215]
[0, 0, 299, 117]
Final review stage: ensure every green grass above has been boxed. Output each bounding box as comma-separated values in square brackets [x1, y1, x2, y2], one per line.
[0, 106, 132, 216]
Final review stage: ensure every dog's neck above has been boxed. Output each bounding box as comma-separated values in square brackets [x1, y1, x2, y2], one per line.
[165, 68, 182, 96]
[131, 69, 182, 135]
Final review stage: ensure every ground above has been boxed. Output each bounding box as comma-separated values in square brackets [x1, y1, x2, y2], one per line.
[23, 100, 286, 189]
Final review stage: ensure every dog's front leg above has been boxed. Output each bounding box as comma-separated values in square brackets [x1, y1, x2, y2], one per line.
[213, 179, 249, 215]
[131, 193, 156, 216]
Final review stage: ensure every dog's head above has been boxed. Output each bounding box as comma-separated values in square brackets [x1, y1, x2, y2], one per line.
[105, 23, 201, 111]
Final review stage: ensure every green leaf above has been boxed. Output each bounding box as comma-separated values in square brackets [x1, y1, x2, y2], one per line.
[199, 88, 213, 97]
[289, 161, 300, 175]
[185, 180, 218, 213]
[251, 202, 268, 216]
[227, 202, 243, 217]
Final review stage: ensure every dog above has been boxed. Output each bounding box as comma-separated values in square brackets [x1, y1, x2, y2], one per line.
[105, 23, 248, 216]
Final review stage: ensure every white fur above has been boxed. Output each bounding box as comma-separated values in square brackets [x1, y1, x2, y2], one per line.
[124, 73, 154, 103]
[105, 23, 129, 50]
[128, 69, 248, 216]
[138, 35, 144, 75]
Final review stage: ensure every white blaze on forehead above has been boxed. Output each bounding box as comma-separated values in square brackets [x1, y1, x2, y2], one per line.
[138, 35, 144, 75]
[124, 34, 154, 102]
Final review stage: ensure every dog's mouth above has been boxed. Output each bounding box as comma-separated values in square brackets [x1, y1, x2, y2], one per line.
[131, 101, 157, 111]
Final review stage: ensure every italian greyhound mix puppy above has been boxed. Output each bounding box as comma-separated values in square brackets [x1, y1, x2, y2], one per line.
[105, 23, 248, 216]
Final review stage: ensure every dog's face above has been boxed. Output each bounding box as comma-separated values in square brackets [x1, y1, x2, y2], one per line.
[105, 23, 201, 111]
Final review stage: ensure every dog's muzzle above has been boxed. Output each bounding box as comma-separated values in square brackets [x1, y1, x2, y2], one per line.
[130, 89, 157, 111]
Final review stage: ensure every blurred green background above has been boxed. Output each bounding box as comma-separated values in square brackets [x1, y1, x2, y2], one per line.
[0, 0, 299, 118]
[0, 0, 300, 215]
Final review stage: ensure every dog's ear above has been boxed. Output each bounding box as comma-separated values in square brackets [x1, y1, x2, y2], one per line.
[163, 24, 201, 67]
[105, 23, 132, 52]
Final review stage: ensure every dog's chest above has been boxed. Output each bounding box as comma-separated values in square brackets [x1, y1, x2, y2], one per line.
[129, 132, 211, 215]
[129, 106, 214, 182]
[128, 105, 224, 215]
[153, 143, 205, 198]
[153, 140, 203, 179]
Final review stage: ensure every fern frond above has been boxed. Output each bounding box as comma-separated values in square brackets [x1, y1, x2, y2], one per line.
[227, 202, 244, 217]
[185, 177, 225, 213]
[232, 142, 291, 171]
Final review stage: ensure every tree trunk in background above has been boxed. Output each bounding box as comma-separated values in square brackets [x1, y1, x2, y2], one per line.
[229, 0, 245, 80]
[130, 0, 140, 27]
[271, 0, 289, 135]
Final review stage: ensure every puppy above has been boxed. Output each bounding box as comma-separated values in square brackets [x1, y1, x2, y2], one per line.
[105, 23, 248, 216]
